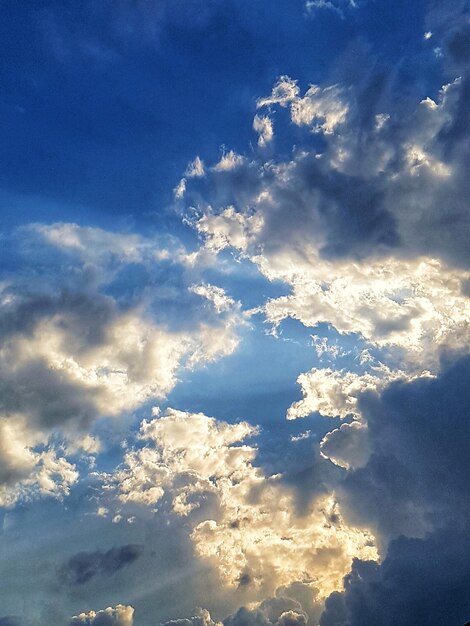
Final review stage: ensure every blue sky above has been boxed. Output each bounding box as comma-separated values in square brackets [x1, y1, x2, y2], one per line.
[0, 1, 469, 625]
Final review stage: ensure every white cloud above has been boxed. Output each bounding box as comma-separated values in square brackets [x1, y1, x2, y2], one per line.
[0, 442, 78, 508]
[259, 254, 470, 372]
[253, 114, 274, 147]
[320, 420, 370, 469]
[185, 156, 206, 178]
[70, 604, 134, 626]
[195, 206, 263, 253]
[213, 151, 246, 172]
[258, 77, 348, 134]
[190, 283, 237, 313]
[0, 223, 246, 508]
[158, 607, 222, 626]
[33, 223, 147, 265]
[257, 76, 300, 108]
[174, 177, 187, 199]
[290, 84, 349, 133]
[106, 409, 377, 598]
[0, 303, 242, 507]
[286, 367, 404, 420]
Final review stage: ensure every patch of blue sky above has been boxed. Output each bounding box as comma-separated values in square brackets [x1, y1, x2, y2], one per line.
[167, 315, 318, 426]
[0, 0, 439, 235]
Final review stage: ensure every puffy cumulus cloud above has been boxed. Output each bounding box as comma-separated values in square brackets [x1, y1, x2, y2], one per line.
[0, 409, 78, 506]
[223, 584, 324, 626]
[194, 206, 264, 255]
[259, 255, 469, 370]
[110, 408, 257, 510]
[32, 223, 148, 266]
[0, 224, 244, 508]
[286, 366, 410, 420]
[193, 199, 468, 391]
[11, 304, 238, 415]
[70, 605, 134, 626]
[225, 607, 306, 626]
[181, 45, 470, 375]
[106, 409, 377, 599]
[0, 447, 78, 508]
[158, 608, 222, 626]
[319, 421, 370, 470]
[176, 46, 470, 609]
[188, 170, 468, 390]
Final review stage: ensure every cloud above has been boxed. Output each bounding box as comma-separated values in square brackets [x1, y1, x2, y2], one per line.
[0, 224, 244, 507]
[158, 608, 222, 626]
[158, 582, 323, 626]
[305, 0, 358, 18]
[184, 35, 470, 271]
[178, 51, 470, 610]
[258, 77, 348, 134]
[320, 528, 470, 626]
[223, 587, 319, 626]
[337, 355, 470, 540]
[189, 284, 237, 314]
[185, 157, 206, 179]
[0, 432, 78, 508]
[316, 352, 470, 624]
[105, 408, 376, 598]
[213, 151, 246, 173]
[60, 544, 143, 586]
[70, 605, 134, 626]
[253, 115, 274, 148]
[286, 366, 412, 420]
[320, 421, 370, 470]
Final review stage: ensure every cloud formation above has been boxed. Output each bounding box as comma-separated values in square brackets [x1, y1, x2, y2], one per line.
[105, 408, 376, 599]
[60, 545, 144, 586]
[319, 355, 470, 624]
[0, 224, 244, 507]
[70, 605, 134, 626]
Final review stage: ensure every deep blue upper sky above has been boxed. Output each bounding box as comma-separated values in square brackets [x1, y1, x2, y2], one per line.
[1, 0, 435, 232]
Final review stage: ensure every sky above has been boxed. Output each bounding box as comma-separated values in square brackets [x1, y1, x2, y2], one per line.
[0, 1, 469, 624]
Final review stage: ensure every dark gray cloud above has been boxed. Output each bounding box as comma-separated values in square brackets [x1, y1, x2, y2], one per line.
[340, 355, 470, 539]
[0, 358, 101, 433]
[0, 289, 117, 345]
[320, 529, 470, 626]
[0, 290, 117, 442]
[60, 544, 144, 585]
[319, 354, 470, 625]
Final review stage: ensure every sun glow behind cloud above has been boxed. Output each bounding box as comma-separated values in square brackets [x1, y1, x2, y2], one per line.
[0, 1, 469, 624]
